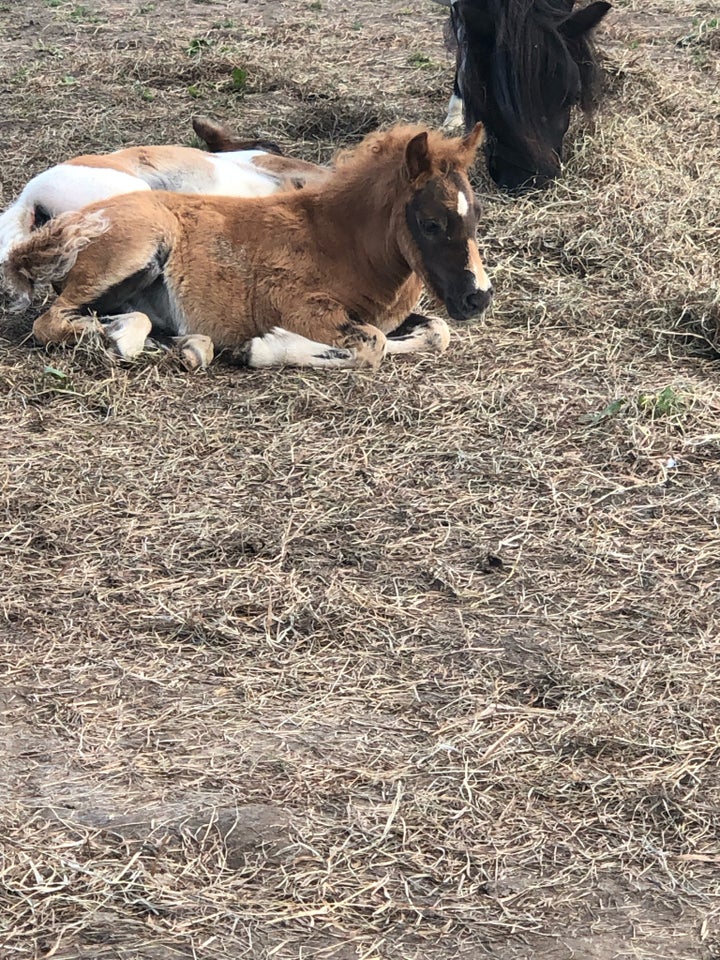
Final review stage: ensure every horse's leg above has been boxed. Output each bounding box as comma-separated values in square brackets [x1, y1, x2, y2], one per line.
[443, 71, 465, 130]
[335, 321, 387, 369]
[385, 313, 451, 356]
[103, 312, 153, 359]
[372, 274, 448, 357]
[30, 224, 169, 359]
[232, 312, 387, 370]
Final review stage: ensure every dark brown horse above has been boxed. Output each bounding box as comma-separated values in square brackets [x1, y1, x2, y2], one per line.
[7, 124, 492, 372]
[439, 0, 611, 192]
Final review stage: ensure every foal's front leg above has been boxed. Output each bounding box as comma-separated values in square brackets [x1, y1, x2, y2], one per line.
[238, 323, 386, 370]
[385, 313, 451, 357]
[236, 301, 388, 370]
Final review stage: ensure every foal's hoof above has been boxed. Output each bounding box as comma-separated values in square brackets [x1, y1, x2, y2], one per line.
[104, 312, 153, 360]
[176, 334, 214, 371]
[425, 316, 451, 353]
[342, 330, 387, 370]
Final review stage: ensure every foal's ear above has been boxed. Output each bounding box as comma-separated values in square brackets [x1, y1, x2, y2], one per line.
[459, 122, 485, 164]
[405, 131, 432, 181]
[560, 0, 611, 39]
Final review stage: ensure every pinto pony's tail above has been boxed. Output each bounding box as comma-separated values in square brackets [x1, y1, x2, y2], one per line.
[4, 209, 109, 309]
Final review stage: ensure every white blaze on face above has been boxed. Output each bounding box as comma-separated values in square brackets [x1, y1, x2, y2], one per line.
[467, 240, 491, 293]
[456, 190, 469, 218]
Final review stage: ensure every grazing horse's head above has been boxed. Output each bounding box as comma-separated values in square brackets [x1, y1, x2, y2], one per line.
[399, 124, 492, 321]
[450, 0, 611, 192]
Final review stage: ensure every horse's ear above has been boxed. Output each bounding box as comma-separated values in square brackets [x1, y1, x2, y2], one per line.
[560, 1, 611, 39]
[405, 132, 432, 181]
[459, 122, 485, 164]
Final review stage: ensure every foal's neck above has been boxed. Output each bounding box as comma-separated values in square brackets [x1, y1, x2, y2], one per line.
[312, 171, 413, 314]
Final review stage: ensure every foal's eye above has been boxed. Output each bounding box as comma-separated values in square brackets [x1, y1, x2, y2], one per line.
[420, 219, 443, 237]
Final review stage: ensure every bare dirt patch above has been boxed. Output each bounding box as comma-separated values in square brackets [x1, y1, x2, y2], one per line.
[1, 1, 719, 958]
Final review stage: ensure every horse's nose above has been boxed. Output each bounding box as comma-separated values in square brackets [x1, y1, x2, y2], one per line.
[462, 286, 493, 318]
[496, 166, 558, 194]
[489, 156, 559, 193]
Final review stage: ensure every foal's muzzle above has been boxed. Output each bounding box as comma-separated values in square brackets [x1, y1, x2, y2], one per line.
[446, 282, 493, 322]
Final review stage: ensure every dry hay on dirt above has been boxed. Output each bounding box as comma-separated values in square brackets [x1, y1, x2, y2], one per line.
[0, 1, 719, 959]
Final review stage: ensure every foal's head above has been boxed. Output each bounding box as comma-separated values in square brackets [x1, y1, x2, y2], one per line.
[451, 0, 611, 192]
[398, 125, 492, 322]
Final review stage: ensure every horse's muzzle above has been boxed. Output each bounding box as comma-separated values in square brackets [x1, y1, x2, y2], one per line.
[488, 155, 560, 194]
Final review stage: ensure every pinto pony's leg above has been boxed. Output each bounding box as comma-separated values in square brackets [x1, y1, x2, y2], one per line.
[191, 116, 283, 156]
[385, 313, 451, 356]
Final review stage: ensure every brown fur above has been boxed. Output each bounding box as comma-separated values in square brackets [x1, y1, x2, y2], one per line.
[191, 115, 284, 155]
[250, 153, 329, 190]
[6, 210, 109, 301]
[66, 145, 214, 177]
[8, 124, 488, 370]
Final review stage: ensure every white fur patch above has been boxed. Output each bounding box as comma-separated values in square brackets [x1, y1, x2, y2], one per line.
[205, 154, 281, 197]
[457, 192, 469, 218]
[385, 317, 451, 356]
[248, 328, 355, 369]
[443, 93, 464, 130]
[467, 240, 492, 292]
[0, 164, 149, 264]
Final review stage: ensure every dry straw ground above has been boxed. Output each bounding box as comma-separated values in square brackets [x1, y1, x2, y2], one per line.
[1, 0, 719, 958]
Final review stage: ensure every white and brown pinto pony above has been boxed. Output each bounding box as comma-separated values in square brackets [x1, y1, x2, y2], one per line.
[0, 117, 324, 269]
[6, 124, 492, 372]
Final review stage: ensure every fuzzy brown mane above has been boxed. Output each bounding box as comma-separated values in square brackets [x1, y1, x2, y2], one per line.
[315, 124, 481, 206]
[334, 124, 475, 174]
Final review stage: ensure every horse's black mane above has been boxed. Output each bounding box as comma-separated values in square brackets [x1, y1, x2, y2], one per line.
[451, 0, 603, 164]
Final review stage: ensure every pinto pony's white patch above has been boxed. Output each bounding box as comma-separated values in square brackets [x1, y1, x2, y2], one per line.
[457, 191, 469, 218]
[203, 153, 282, 197]
[0, 164, 146, 265]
